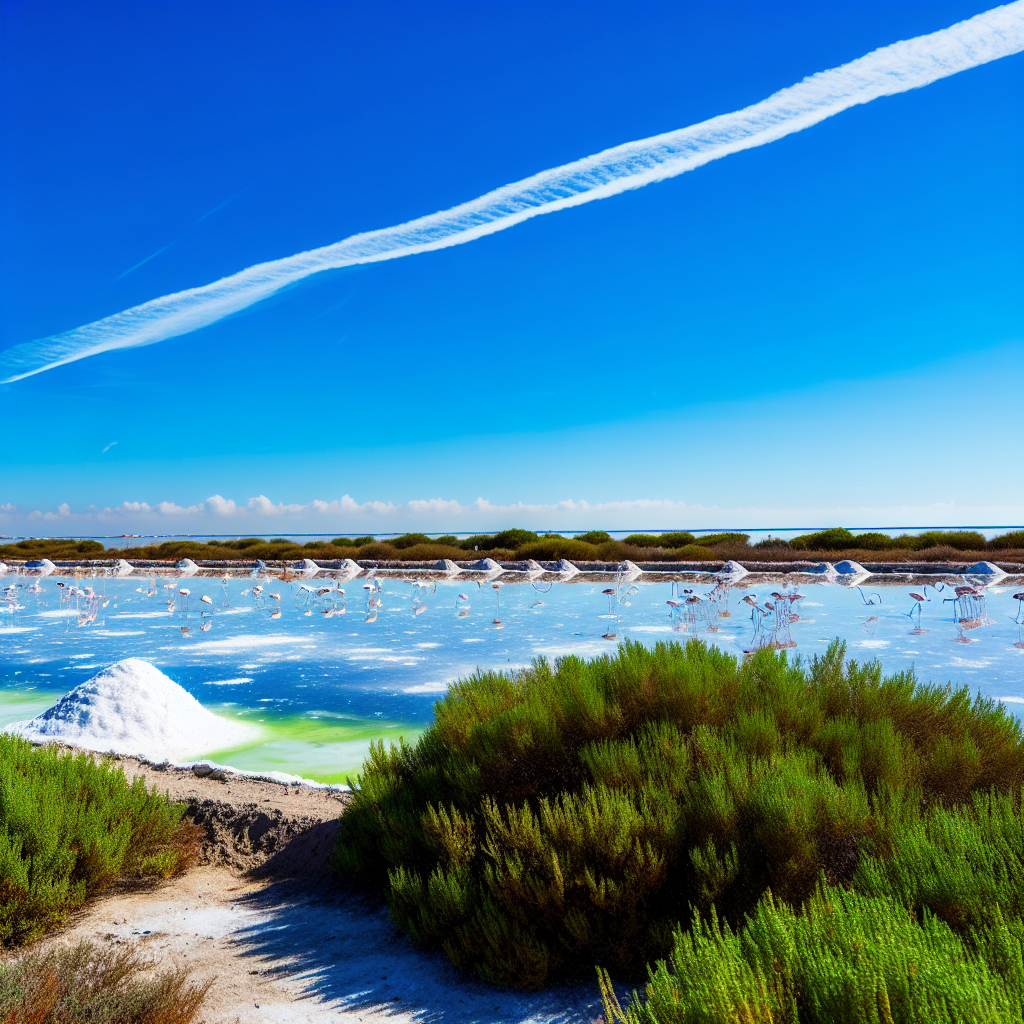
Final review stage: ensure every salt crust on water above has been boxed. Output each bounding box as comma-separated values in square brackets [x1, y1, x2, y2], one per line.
[17, 658, 259, 761]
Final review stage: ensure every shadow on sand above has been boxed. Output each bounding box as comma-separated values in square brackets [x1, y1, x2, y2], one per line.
[228, 821, 611, 1023]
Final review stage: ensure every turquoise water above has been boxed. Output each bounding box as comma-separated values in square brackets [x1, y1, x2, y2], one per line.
[2, 567, 1021, 780]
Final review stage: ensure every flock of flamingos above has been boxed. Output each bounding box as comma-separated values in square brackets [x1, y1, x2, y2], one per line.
[2, 553, 1022, 653]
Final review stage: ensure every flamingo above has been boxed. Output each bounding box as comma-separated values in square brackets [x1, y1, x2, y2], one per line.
[179, 588, 191, 614]
[200, 595, 213, 611]
[906, 592, 927, 631]
[492, 582, 502, 625]
[1014, 591, 1024, 624]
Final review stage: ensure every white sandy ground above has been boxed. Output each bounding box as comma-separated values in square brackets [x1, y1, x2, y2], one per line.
[20, 757, 610, 1024]
[46, 868, 606, 1024]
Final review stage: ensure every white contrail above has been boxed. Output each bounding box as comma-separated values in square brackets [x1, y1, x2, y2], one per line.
[3, 3, 1022, 384]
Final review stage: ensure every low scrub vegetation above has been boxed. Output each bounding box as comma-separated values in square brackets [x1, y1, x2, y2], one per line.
[332, 639, 1023, 1003]
[0, 737, 198, 946]
[0, 940, 209, 1024]
[2, 528, 1021, 565]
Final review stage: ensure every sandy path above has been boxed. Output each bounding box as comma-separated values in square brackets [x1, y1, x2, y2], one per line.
[27, 758, 606, 1024]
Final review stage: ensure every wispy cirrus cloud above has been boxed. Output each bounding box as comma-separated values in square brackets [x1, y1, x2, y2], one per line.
[2, 3, 1022, 384]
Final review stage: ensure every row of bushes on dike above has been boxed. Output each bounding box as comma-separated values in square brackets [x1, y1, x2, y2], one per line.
[331, 639, 1024, 1019]
[0, 736, 198, 947]
[3, 528, 1021, 565]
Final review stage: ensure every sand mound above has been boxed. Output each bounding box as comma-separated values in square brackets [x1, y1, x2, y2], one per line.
[17, 658, 259, 761]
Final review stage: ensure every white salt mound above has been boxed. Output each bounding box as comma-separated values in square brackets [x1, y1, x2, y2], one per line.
[18, 658, 259, 761]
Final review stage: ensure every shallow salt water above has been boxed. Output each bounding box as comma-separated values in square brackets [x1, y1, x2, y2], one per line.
[1, 567, 1021, 782]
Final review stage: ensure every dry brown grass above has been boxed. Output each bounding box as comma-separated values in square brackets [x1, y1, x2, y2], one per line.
[0, 940, 209, 1024]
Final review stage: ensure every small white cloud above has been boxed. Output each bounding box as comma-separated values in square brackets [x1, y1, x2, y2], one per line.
[101, 441, 117, 454]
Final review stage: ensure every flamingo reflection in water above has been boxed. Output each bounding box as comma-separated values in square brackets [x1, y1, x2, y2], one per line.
[706, 581, 732, 619]
[742, 594, 795, 653]
[601, 588, 618, 640]
[943, 585, 987, 631]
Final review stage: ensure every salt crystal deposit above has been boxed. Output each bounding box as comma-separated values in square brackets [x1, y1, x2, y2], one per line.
[16, 658, 259, 761]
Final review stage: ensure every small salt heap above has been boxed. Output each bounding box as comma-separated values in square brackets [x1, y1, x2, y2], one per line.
[17, 658, 259, 761]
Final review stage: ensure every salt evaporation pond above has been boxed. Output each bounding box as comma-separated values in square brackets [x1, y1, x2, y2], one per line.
[1, 565, 1021, 783]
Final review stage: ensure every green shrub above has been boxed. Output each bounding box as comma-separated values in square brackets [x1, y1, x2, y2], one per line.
[913, 531, 987, 552]
[458, 535, 493, 551]
[851, 531, 895, 550]
[790, 528, 857, 551]
[656, 532, 696, 548]
[516, 539, 600, 562]
[330, 537, 356, 547]
[751, 536, 790, 551]
[669, 545, 717, 560]
[887, 534, 918, 548]
[392, 533, 432, 549]
[622, 534, 662, 548]
[357, 543, 399, 560]
[990, 531, 1024, 550]
[574, 531, 613, 545]
[333, 640, 1023, 990]
[352, 536, 375, 546]
[0, 737, 197, 946]
[601, 885, 1024, 1024]
[434, 536, 460, 547]
[487, 529, 539, 550]
[696, 533, 750, 548]
[0, 940, 210, 1023]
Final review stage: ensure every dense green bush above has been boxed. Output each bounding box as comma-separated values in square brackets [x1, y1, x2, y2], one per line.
[488, 529, 540, 549]
[696, 533, 750, 547]
[790, 528, 858, 551]
[332, 640, 1023, 991]
[330, 536, 356, 546]
[0, 737, 197, 946]
[990, 530, 1024, 549]
[517, 538, 601, 562]
[670, 544, 717, 560]
[914, 530, 988, 552]
[622, 534, 662, 548]
[574, 531, 613, 545]
[434, 535, 460, 547]
[458, 534, 494, 551]
[392, 533, 432, 549]
[849, 531, 896, 550]
[656, 532, 697, 548]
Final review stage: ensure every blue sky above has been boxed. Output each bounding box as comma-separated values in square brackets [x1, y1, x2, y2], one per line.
[1, 0, 1021, 536]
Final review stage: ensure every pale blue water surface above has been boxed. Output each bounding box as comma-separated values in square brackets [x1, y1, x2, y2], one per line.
[2, 567, 1021, 781]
